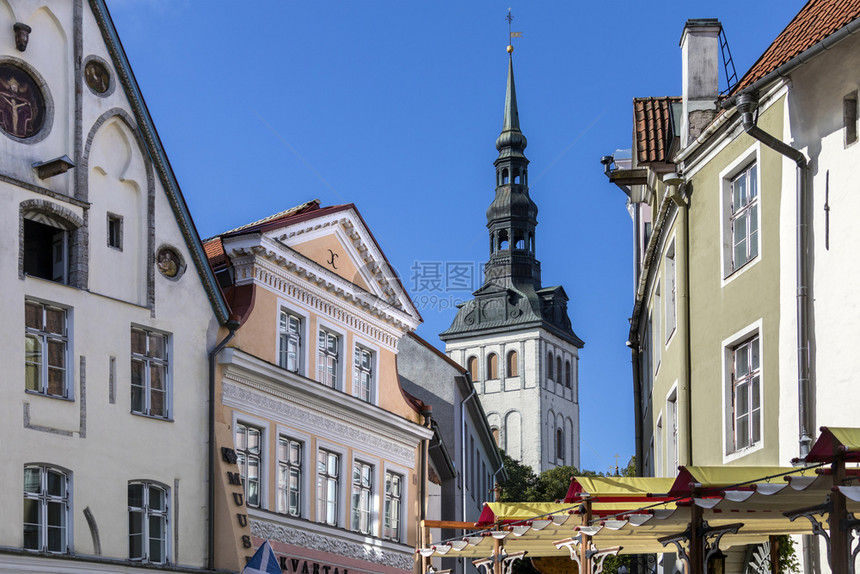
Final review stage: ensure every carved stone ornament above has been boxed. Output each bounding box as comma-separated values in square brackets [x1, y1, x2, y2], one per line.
[84, 59, 110, 94]
[0, 63, 45, 138]
[156, 245, 186, 280]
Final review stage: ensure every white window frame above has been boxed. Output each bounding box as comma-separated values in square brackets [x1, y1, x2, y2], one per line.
[720, 144, 761, 284]
[666, 383, 679, 474]
[665, 239, 677, 345]
[23, 464, 71, 554]
[277, 436, 303, 517]
[352, 336, 379, 404]
[382, 470, 403, 542]
[316, 319, 345, 390]
[128, 481, 169, 564]
[276, 424, 310, 518]
[655, 414, 664, 477]
[350, 459, 374, 535]
[130, 325, 172, 420]
[278, 308, 304, 374]
[233, 414, 270, 510]
[24, 299, 72, 400]
[316, 448, 341, 527]
[722, 320, 765, 462]
[653, 282, 662, 374]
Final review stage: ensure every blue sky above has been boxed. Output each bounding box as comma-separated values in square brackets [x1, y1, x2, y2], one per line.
[108, 0, 802, 474]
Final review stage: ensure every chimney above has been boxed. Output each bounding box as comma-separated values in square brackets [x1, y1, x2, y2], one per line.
[680, 19, 721, 147]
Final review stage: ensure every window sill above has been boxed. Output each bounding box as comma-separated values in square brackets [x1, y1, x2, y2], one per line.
[723, 441, 764, 463]
[722, 255, 760, 287]
[25, 389, 74, 402]
[130, 411, 174, 423]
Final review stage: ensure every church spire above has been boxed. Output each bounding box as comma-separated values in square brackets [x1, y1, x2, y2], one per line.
[485, 46, 540, 289]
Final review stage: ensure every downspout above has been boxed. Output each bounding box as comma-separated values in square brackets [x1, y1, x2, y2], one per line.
[460, 385, 478, 521]
[207, 317, 240, 571]
[491, 463, 505, 501]
[734, 92, 812, 458]
[418, 405, 433, 574]
[628, 338, 643, 476]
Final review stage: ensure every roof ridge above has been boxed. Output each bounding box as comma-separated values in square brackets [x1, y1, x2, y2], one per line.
[212, 199, 321, 238]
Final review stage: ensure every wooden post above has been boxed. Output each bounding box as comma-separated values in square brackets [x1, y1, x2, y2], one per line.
[494, 536, 503, 574]
[830, 455, 849, 574]
[769, 535, 779, 574]
[689, 504, 704, 574]
[581, 497, 593, 574]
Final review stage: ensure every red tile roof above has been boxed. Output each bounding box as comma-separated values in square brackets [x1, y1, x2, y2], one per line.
[203, 237, 227, 269]
[734, 0, 860, 93]
[633, 97, 680, 164]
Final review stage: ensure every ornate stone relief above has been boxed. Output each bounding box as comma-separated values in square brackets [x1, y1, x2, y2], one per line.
[222, 382, 416, 465]
[251, 519, 414, 570]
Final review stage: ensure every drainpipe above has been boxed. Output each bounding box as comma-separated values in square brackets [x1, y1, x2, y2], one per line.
[207, 317, 240, 571]
[418, 405, 433, 574]
[734, 92, 813, 458]
[628, 337, 643, 476]
[460, 386, 478, 521]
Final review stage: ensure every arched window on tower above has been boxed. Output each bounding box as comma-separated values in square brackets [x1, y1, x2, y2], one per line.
[486, 353, 499, 379]
[514, 169, 521, 184]
[499, 230, 509, 250]
[467, 356, 478, 382]
[556, 427, 565, 462]
[556, 356, 562, 385]
[490, 233, 495, 254]
[514, 231, 525, 250]
[547, 352, 554, 381]
[491, 427, 500, 446]
[529, 233, 535, 253]
[506, 350, 518, 377]
[565, 360, 572, 389]
[502, 168, 509, 184]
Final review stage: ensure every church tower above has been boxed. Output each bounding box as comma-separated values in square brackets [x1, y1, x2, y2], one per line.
[440, 47, 583, 474]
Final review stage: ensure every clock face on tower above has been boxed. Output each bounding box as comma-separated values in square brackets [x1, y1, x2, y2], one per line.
[0, 63, 45, 139]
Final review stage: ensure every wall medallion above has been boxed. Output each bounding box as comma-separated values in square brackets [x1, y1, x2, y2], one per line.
[84, 58, 111, 95]
[156, 245, 186, 280]
[0, 63, 45, 138]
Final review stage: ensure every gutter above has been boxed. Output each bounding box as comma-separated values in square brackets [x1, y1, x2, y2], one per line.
[460, 384, 479, 523]
[207, 318, 240, 570]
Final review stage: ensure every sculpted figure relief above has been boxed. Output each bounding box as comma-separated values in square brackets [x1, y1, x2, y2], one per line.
[0, 64, 44, 138]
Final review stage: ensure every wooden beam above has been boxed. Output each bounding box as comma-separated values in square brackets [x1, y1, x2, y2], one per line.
[421, 520, 479, 529]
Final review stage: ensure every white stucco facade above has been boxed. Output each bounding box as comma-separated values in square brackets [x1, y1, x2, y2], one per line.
[0, 0, 224, 571]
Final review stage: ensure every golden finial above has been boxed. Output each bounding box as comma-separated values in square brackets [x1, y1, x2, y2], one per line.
[507, 45, 514, 54]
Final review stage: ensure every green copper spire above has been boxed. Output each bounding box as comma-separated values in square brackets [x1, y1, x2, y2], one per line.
[496, 53, 527, 157]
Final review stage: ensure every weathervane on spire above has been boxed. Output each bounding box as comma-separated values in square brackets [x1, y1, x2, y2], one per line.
[506, 8, 522, 54]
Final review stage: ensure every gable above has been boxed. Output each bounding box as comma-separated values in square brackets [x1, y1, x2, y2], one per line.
[289, 232, 373, 292]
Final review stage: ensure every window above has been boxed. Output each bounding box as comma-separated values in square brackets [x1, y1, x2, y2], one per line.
[23, 218, 68, 283]
[353, 345, 373, 402]
[665, 243, 677, 341]
[655, 416, 664, 477]
[555, 427, 564, 462]
[351, 461, 372, 534]
[107, 213, 123, 250]
[23, 465, 69, 553]
[565, 360, 572, 389]
[317, 329, 339, 388]
[279, 310, 302, 373]
[556, 356, 562, 384]
[235, 423, 261, 508]
[730, 163, 759, 272]
[653, 284, 662, 373]
[25, 300, 69, 398]
[547, 352, 554, 381]
[486, 353, 498, 379]
[317, 450, 339, 526]
[128, 482, 168, 563]
[131, 327, 169, 418]
[506, 350, 518, 377]
[668, 390, 679, 472]
[845, 91, 858, 147]
[466, 356, 478, 381]
[383, 472, 402, 541]
[731, 336, 761, 451]
[277, 437, 301, 517]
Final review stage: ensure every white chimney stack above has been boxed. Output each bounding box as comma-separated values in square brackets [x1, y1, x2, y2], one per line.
[680, 19, 722, 147]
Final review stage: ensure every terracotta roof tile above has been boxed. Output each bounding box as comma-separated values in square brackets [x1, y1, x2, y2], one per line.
[633, 96, 680, 164]
[203, 237, 227, 268]
[734, 0, 860, 92]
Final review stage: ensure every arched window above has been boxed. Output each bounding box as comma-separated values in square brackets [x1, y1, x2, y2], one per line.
[565, 360, 572, 389]
[506, 350, 518, 377]
[547, 352, 554, 381]
[514, 231, 525, 250]
[499, 230, 509, 250]
[486, 353, 498, 379]
[491, 427, 500, 446]
[556, 357, 562, 385]
[467, 356, 478, 382]
[556, 428, 564, 462]
[502, 168, 509, 184]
